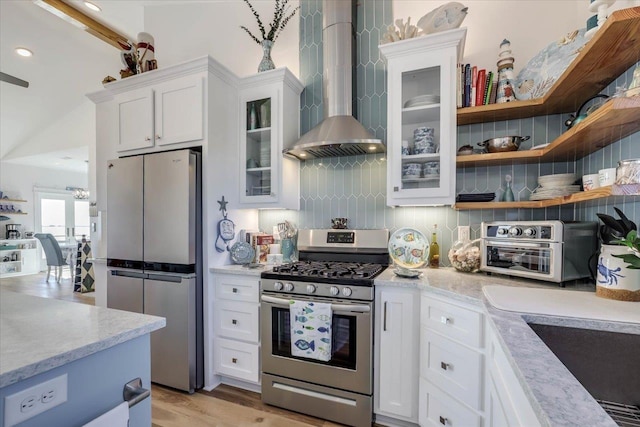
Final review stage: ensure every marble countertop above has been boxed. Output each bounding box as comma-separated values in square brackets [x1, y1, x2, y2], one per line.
[0, 291, 166, 388]
[375, 267, 639, 427]
[210, 263, 268, 277]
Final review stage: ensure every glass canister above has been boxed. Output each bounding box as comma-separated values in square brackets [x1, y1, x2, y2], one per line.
[448, 238, 481, 272]
[615, 159, 640, 185]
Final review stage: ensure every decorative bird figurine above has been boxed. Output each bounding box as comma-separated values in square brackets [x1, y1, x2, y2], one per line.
[417, 2, 469, 35]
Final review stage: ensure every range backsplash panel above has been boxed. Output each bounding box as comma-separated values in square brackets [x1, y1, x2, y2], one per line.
[260, 0, 640, 266]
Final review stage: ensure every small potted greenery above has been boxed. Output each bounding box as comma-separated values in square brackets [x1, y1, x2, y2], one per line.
[614, 230, 640, 269]
[240, 0, 300, 72]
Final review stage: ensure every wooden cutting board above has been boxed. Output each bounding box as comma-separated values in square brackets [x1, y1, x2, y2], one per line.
[483, 285, 640, 324]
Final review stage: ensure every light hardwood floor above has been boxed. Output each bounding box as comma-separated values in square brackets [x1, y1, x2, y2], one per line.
[1, 273, 353, 427]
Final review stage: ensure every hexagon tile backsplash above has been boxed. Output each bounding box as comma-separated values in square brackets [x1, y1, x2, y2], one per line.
[260, 0, 640, 266]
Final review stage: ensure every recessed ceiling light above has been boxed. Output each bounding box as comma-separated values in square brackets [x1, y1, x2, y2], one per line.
[83, 1, 101, 12]
[15, 47, 33, 57]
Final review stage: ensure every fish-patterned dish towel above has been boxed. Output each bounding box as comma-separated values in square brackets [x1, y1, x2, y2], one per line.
[289, 300, 332, 362]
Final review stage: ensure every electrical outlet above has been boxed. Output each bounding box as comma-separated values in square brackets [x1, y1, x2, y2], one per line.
[4, 374, 67, 426]
[457, 226, 470, 242]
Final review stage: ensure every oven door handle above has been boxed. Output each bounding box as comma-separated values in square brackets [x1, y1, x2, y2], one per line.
[261, 295, 371, 313]
[484, 239, 551, 248]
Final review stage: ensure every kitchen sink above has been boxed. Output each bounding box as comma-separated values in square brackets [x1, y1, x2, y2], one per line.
[528, 323, 640, 426]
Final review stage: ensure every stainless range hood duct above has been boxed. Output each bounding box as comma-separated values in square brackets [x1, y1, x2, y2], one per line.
[284, 0, 384, 160]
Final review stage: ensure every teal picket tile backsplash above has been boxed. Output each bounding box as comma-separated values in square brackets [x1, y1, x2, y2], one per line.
[260, 0, 640, 266]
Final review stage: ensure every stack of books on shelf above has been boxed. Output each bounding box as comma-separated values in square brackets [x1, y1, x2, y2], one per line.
[457, 64, 497, 108]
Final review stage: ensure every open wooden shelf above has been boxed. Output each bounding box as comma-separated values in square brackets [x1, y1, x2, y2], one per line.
[456, 7, 640, 125]
[454, 186, 615, 210]
[1, 199, 27, 203]
[457, 96, 640, 167]
[0, 212, 27, 215]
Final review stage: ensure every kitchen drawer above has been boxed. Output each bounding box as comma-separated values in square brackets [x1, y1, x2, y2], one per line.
[421, 294, 483, 349]
[215, 300, 259, 343]
[419, 378, 481, 427]
[421, 328, 483, 410]
[215, 273, 259, 303]
[214, 338, 260, 383]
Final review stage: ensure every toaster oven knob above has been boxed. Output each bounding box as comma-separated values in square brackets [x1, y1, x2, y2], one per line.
[497, 227, 508, 236]
[508, 227, 523, 236]
[274, 281, 283, 291]
[306, 284, 316, 293]
[330, 286, 340, 296]
[342, 287, 353, 297]
[524, 227, 537, 237]
[284, 282, 294, 292]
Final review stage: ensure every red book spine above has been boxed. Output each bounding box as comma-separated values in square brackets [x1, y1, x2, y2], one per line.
[475, 69, 486, 107]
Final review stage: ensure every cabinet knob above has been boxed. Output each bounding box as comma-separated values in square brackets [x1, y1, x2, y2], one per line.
[156, 134, 161, 139]
[439, 416, 448, 425]
[145, 136, 151, 141]
[393, 186, 399, 192]
[232, 319, 237, 325]
[232, 358, 237, 364]
[440, 316, 451, 324]
[440, 361, 451, 370]
[232, 287, 238, 293]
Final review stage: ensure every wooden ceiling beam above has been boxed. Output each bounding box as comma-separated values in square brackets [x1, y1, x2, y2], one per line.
[36, 0, 131, 50]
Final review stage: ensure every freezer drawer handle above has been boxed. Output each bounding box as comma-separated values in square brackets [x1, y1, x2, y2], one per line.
[123, 378, 150, 408]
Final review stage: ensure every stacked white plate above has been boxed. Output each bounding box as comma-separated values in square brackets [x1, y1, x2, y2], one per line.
[404, 94, 440, 108]
[530, 173, 579, 200]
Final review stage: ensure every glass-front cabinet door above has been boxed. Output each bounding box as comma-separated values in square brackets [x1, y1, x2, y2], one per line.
[238, 69, 304, 209]
[381, 29, 466, 206]
[243, 96, 274, 200]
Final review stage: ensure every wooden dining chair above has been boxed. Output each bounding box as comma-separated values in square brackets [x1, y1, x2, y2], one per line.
[34, 233, 71, 283]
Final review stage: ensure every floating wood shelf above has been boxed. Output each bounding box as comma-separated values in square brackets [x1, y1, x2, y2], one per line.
[0, 212, 27, 215]
[1, 199, 27, 203]
[457, 96, 640, 167]
[453, 186, 616, 210]
[456, 7, 640, 125]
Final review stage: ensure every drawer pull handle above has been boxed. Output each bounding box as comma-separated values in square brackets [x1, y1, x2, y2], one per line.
[440, 362, 451, 370]
[440, 316, 451, 324]
[439, 416, 448, 425]
[232, 287, 238, 293]
[232, 358, 237, 364]
[232, 319, 237, 325]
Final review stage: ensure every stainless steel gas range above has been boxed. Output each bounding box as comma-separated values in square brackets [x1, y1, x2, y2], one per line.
[260, 229, 389, 427]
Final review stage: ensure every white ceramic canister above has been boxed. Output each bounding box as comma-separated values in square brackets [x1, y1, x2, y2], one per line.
[596, 244, 640, 301]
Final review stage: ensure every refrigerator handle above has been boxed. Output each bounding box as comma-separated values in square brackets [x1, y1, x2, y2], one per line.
[146, 273, 193, 283]
[110, 270, 147, 279]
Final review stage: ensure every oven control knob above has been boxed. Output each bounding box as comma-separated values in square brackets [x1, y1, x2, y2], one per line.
[497, 228, 508, 236]
[508, 227, 523, 236]
[342, 287, 353, 297]
[524, 228, 537, 237]
[273, 282, 283, 291]
[330, 286, 340, 296]
[284, 282, 294, 292]
[306, 284, 316, 293]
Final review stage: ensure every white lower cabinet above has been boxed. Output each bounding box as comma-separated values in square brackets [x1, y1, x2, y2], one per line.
[375, 285, 420, 424]
[419, 378, 481, 427]
[419, 294, 485, 427]
[0, 239, 39, 278]
[210, 272, 261, 389]
[485, 321, 540, 427]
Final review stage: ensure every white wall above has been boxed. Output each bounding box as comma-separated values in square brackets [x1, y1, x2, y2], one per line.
[392, 1, 591, 74]
[143, 1, 300, 78]
[0, 162, 88, 233]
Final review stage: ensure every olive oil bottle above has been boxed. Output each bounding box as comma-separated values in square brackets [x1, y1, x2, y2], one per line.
[429, 224, 440, 268]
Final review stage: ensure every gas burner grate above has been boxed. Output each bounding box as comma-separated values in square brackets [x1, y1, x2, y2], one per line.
[271, 261, 385, 281]
[597, 400, 640, 427]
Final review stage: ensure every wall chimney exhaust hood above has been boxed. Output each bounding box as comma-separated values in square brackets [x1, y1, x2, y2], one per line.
[284, 0, 384, 160]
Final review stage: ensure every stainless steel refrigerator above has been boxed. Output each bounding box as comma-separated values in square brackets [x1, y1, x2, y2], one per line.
[106, 149, 202, 393]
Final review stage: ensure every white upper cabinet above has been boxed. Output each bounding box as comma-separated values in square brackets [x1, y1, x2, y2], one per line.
[115, 74, 204, 153]
[238, 68, 303, 209]
[380, 28, 466, 206]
